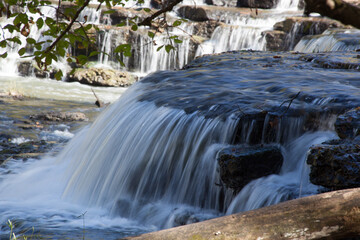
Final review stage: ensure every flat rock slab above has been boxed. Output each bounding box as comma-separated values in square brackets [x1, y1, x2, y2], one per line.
[218, 145, 283, 193]
[307, 139, 360, 190]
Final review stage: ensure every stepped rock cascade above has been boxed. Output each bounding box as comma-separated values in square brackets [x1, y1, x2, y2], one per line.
[294, 29, 360, 52]
[1, 51, 360, 239]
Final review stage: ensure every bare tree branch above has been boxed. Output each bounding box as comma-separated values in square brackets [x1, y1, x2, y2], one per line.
[138, 0, 183, 27]
[44, 0, 91, 54]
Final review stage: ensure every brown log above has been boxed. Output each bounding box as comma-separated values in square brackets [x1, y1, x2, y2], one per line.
[304, 0, 360, 29]
[123, 188, 360, 239]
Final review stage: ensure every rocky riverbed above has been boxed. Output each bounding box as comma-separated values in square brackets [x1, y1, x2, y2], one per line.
[0, 92, 102, 164]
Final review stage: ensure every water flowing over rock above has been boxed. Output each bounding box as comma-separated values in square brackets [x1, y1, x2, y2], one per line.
[67, 67, 138, 87]
[295, 29, 360, 52]
[218, 145, 283, 193]
[264, 17, 344, 51]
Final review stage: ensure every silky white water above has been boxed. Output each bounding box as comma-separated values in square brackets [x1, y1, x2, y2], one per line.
[0, 67, 343, 238]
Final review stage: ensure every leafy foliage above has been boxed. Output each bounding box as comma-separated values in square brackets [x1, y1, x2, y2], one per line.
[0, 0, 186, 79]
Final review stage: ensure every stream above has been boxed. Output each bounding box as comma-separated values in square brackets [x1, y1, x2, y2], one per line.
[0, 0, 360, 239]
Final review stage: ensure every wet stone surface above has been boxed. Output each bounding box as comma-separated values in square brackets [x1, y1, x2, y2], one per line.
[335, 107, 360, 139]
[218, 145, 283, 193]
[0, 94, 100, 163]
[138, 51, 360, 121]
[307, 138, 360, 190]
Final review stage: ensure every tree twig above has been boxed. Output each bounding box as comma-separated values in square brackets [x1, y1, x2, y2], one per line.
[279, 91, 301, 115]
[44, 0, 90, 54]
[138, 0, 183, 27]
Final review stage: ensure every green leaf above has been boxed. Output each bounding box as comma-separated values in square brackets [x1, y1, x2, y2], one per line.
[174, 39, 182, 44]
[76, 55, 88, 65]
[157, 45, 164, 51]
[54, 70, 63, 80]
[26, 38, 36, 44]
[0, 40, 7, 48]
[89, 51, 99, 57]
[56, 47, 66, 57]
[36, 18, 44, 29]
[143, 8, 151, 12]
[45, 55, 52, 65]
[103, 10, 116, 14]
[45, 17, 54, 27]
[165, 44, 175, 53]
[131, 24, 138, 31]
[172, 20, 182, 27]
[84, 24, 93, 31]
[116, 21, 127, 27]
[18, 47, 26, 56]
[148, 31, 155, 39]
[0, 52, 8, 58]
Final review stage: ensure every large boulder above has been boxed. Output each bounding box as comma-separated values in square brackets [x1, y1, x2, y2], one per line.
[335, 107, 360, 139]
[237, 0, 279, 9]
[218, 145, 283, 193]
[67, 68, 137, 87]
[307, 139, 360, 190]
[177, 6, 209, 22]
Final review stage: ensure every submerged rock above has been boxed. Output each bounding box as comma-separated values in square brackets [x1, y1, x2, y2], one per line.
[307, 139, 360, 190]
[218, 145, 283, 193]
[335, 107, 360, 139]
[67, 68, 137, 87]
[30, 112, 88, 122]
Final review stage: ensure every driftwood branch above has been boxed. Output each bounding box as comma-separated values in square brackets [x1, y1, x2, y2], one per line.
[138, 0, 183, 27]
[305, 0, 360, 29]
[125, 188, 360, 239]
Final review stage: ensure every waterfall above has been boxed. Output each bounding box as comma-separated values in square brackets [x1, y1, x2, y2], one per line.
[59, 82, 237, 225]
[276, 0, 300, 10]
[196, 16, 282, 56]
[294, 29, 360, 53]
[226, 131, 337, 213]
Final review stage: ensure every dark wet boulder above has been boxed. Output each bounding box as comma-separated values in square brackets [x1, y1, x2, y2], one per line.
[218, 145, 283, 193]
[67, 68, 137, 87]
[335, 107, 360, 139]
[237, 0, 279, 9]
[307, 139, 360, 190]
[30, 112, 88, 122]
[177, 6, 209, 22]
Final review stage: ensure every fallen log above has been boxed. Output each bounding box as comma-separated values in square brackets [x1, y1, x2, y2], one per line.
[124, 188, 360, 239]
[304, 0, 360, 29]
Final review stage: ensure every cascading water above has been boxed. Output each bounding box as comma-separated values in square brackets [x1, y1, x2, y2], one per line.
[1, 50, 360, 238]
[294, 29, 360, 52]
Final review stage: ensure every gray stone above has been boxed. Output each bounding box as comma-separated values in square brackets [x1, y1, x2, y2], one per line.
[218, 145, 283, 193]
[30, 112, 88, 122]
[67, 67, 138, 87]
[177, 6, 209, 22]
